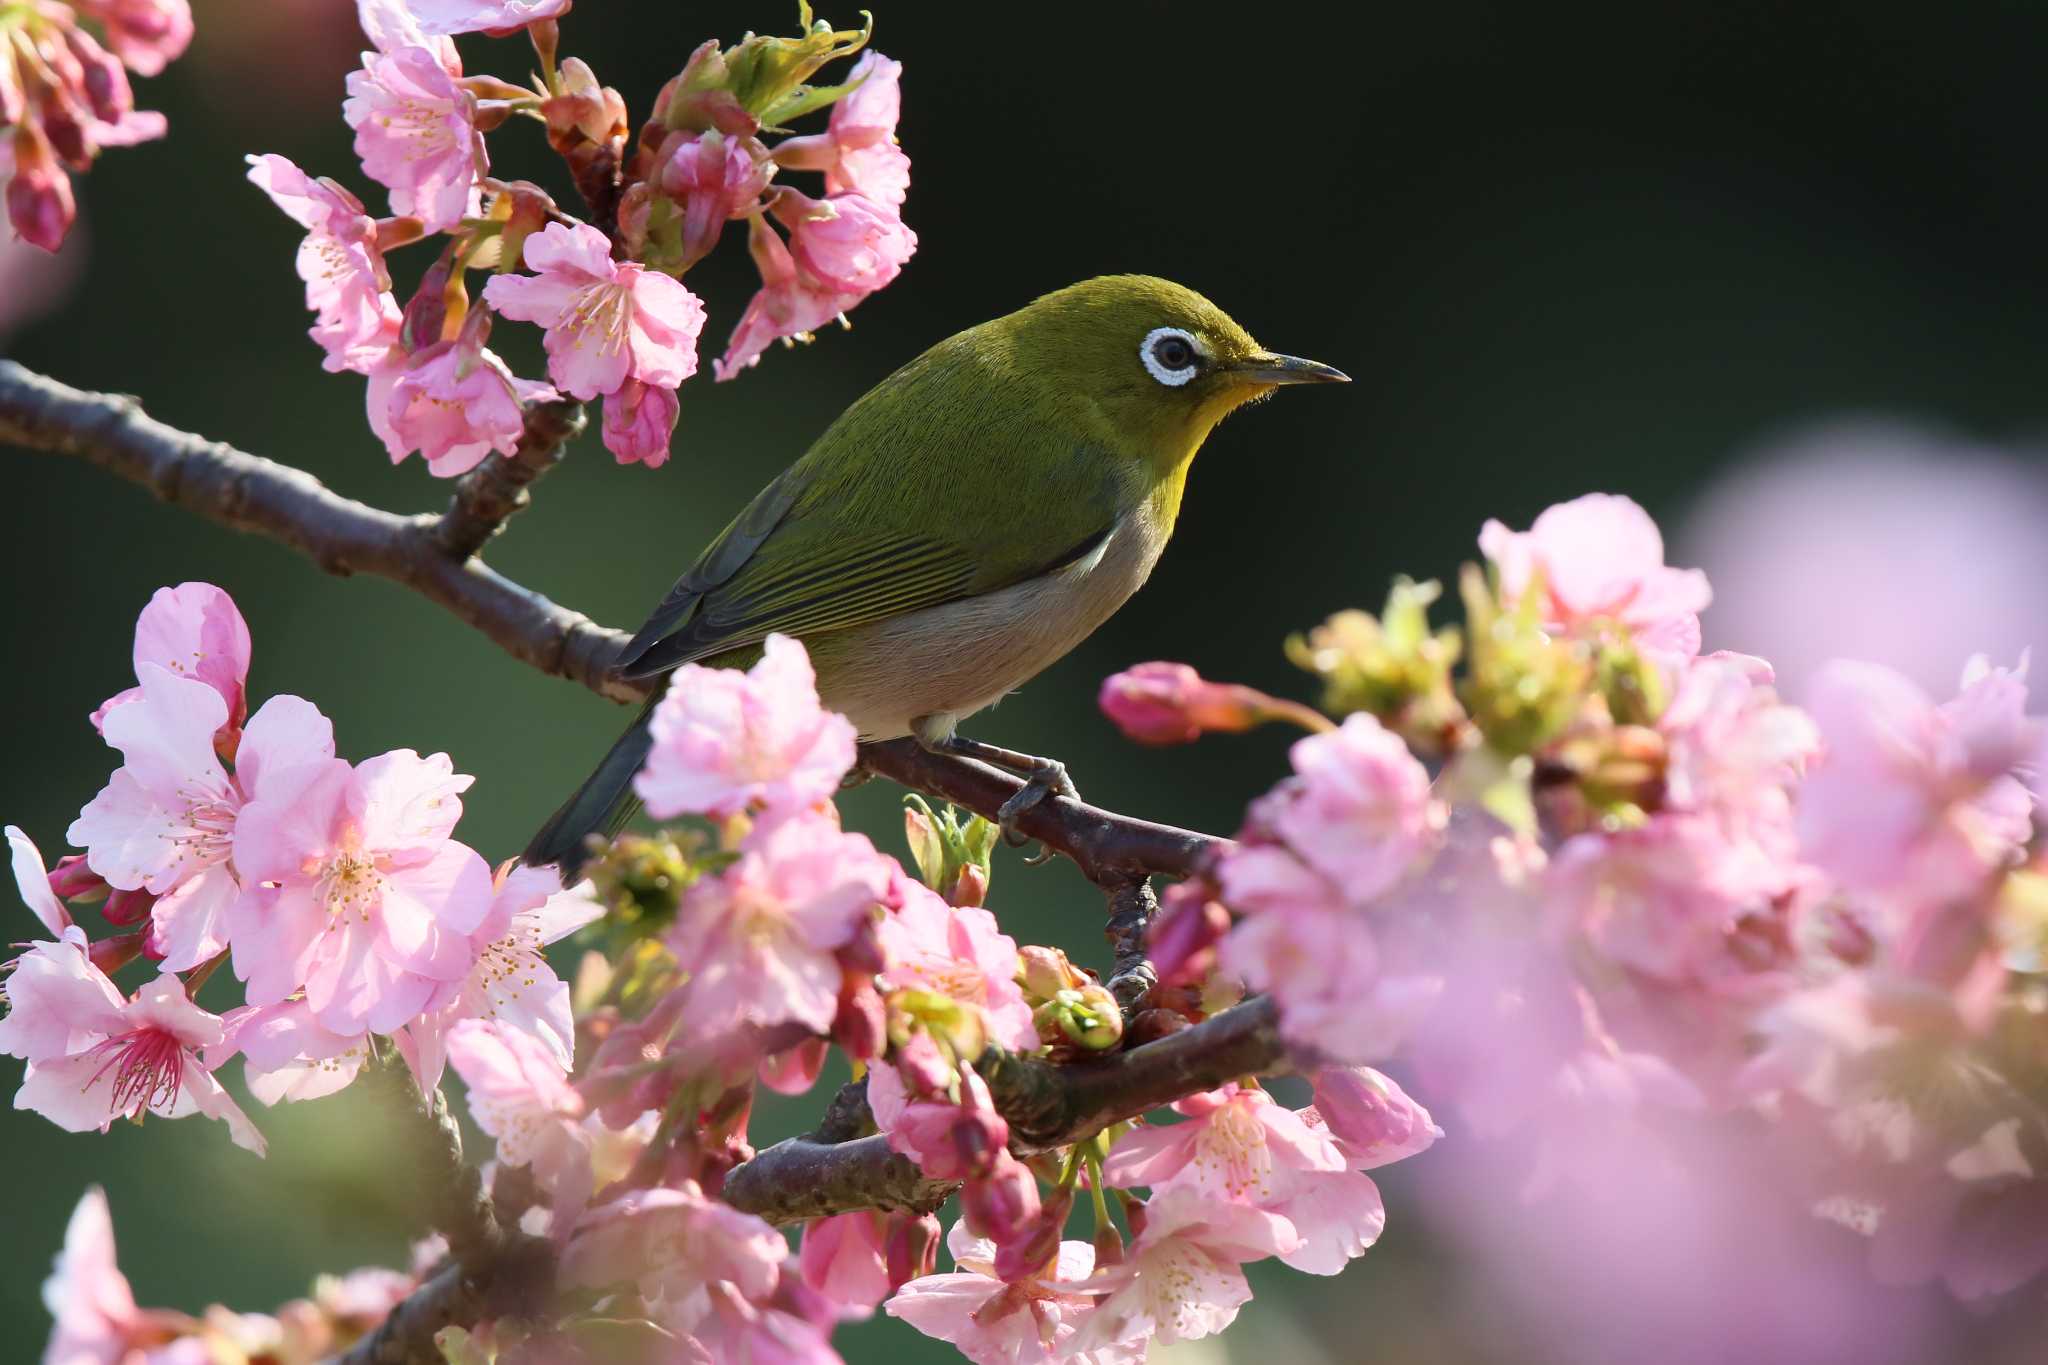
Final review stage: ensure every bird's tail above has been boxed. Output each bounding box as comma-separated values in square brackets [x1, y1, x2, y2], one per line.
[523, 691, 660, 880]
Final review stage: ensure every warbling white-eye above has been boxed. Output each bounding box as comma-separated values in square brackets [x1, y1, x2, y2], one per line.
[526, 274, 1347, 874]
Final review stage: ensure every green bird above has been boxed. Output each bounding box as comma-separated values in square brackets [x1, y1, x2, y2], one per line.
[525, 274, 1347, 874]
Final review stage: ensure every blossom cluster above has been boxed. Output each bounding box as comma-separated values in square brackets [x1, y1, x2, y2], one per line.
[247, 0, 915, 473]
[0, 0, 190, 250]
[1124, 491, 2048, 1302]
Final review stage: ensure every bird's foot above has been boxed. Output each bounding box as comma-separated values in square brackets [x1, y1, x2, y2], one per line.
[996, 758, 1079, 848]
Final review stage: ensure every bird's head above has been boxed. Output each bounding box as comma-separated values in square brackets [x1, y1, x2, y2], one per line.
[1002, 274, 1348, 465]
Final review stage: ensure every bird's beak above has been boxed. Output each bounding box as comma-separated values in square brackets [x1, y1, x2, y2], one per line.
[1228, 353, 1351, 386]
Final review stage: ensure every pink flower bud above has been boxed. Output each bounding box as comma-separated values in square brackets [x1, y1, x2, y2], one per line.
[600, 378, 680, 468]
[832, 974, 886, 1063]
[882, 1211, 941, 1290]
[1147, 881, 1231, 986]
[88, 931, 145, 976]
[1017, 945, 1085, 1001]
[7, 127, 76, 252]
[895, 1102, 1007, 1182]
[1310, 1066, 1443, 1168]
[992, 1180, 1073, 1284]
[47, 854, 107, 902]
[99, 886, 155, 927]
[960, 1150, 1041, 1244]
[1099, 661, 1275, 745]
[949, 861, 989, 909]
[757, 1037, 827, 1096]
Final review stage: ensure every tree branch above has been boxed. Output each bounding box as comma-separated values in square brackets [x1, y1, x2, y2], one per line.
[0, 358, 1264, 1355]
[721, 996, 1285, 1225]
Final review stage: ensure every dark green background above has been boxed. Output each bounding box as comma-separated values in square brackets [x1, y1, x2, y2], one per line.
[5, 1, 2046, 1359]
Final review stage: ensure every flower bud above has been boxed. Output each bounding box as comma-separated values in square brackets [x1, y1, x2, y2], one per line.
[7, 126, 76, 253]
[1147, 883, 1230, 987]
[992, 1181, 1073, 1284]
[88, 931, 144, 976]
[1016, 945, 1086, 1001]
[1287, 578, 1467, 751]
[1033, 984, 1123, 1051]
[717, 10, 871, 128]
[47, 854, 107, 902]
[1098, 661, 1280, 746]
[99, 886, 155, 927]
[1310, 1067, 1443, 1167]
[959, 1149, 1040, 1243]
[901, 796, 996, 907]
[1459, 562, 1591, 756]
[883, 1212, 942, 1291]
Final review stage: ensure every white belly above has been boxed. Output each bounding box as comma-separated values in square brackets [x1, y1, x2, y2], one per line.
[810, 514, 1168, 741]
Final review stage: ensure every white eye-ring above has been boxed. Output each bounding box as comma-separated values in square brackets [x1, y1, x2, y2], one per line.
[1140, 326, 1202, 387]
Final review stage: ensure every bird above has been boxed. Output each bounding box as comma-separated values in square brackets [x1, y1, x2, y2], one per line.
[524, 273, 1348, 876]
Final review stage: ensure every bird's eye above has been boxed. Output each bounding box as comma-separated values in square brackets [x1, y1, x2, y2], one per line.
[1140, 326, 1201, 387]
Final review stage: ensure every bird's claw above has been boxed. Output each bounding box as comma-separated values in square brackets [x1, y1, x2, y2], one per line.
[996, 760, 1078, 853]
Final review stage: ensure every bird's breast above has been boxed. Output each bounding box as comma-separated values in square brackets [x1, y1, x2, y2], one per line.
[807, 508, 1172, 741]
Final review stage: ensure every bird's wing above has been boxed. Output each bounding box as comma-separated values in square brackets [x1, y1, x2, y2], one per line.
[616, 499, 1116, 681]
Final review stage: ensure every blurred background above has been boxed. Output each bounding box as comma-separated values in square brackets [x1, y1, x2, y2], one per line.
[7, 0, 2048, 1359]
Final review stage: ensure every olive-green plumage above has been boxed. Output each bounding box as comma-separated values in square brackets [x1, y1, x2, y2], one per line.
[525, 275, 1346, 873]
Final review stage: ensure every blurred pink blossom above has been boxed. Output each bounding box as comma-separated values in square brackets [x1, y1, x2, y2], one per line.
[364, 0, 571, 38]
[558, 1183, 786, 1327]
[75, 0, 193, 77]
[1480, 492, 1711, 663]
[635, 634, 857, 823]
[40, 1188, 167, 1365]
[1262, 713, 1444, 901]
[886, 1219, 1133, 1365]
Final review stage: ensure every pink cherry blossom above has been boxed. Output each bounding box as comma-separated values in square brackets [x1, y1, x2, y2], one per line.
[482, 222, 707, 401]
[714, 214, 869, 382]
[1102, 1082, 1385, 1275]
[368, 332, 558, 478]
[362, 0, 571, 37]
[654, 129, 776, 272]
[666, 810, 894, 1037]
[1097, 661, 1278, 745]
[886, 1220, 1135, 1365]
[635, 634, 857, 822]
[877, 881, 1037, 1051]
[221, 999, 369, 1105]
[402, 864, 601, 1087]
[68, 667, 336, 972]
[9, 823, 74, 938]
[226, 748, 492, 1034]
[1260, 713, 1444, 902]
[1479, 492, 1713, 663]
[1307, 1066, 1444, 1169]
[246, 154, 402, 375]
[1544, 819, 1755, 982]
[343, 43, 483, 232]
[1800, 657, 2037, 922]
[687, 1277, 846, 1364]
[445, 1018, 588, 1193]
[599, 377, 679, 467]
[6, 957, 265, 1153]
[89, 581, 251, 740]
[1071, 1191, 1298, 1349]
[799, 1212, 902, 1317]
[819, 53, 909, 205]
[74, 0, 194, 77]
[40, 1188, 155, 1365]
[866, 1059, 1011, 1182]
[772, 187, 915, 298]
[558, 1183, 787, 1324]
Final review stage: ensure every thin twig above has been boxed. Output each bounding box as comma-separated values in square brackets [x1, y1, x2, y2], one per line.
[435, 398, 586, 559]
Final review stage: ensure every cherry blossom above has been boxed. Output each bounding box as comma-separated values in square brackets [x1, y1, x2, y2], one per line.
[714, 213, 872, 381]
[482, 221, 706, 401]
[402, 864, 601, 1087]
[558, 1183, 787, 1328]
[667, 810, 894, 1037]
[74, 0, 194, 77]
[1479, 492, 1712, 663]
[1103, 1083, 1387, 1275]
[598, 377, 679, 467]
[225, 748, 492, 1034]
[5, 955, 265, 1153]
[69, 668, 336, 972]
[363, 0, 571, 37]
[445, 1018, 588, 1195]
[1071, 1191, 1298, 1349]
[1800, 657, 2038, 918]
[866, 1057, 1011, 1181]
[886, 1220, 1135, 1365]
[343, 41, 482, 232]
[368, 330, 559, 478]
[1307, 1066, 1443, 1169]
[89, 581, 252, 741]
[39, 1188, 165, 1365]
[635, 634, 857, 822]
[877, 881, 1037, 1051]
[771, 186, 915, 300]
[1261, 713, 1444, 902]
[772, 52, 910, 207]
[653, 129, 776, 273]
[221, 998, 370, 1105]
[9, 823, 74, 939]
[245, 154, 402, 375]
